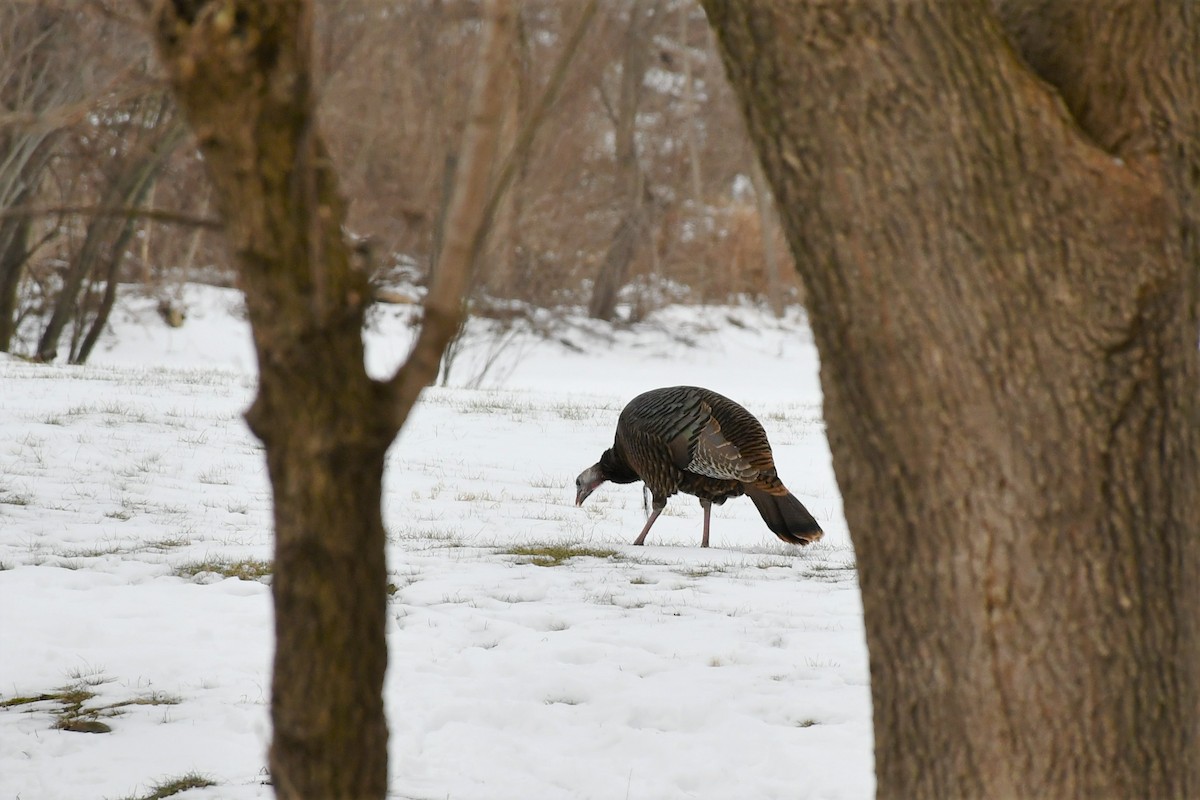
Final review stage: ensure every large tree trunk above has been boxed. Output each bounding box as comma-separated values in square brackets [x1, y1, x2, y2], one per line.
[149, 1, 513, 797]
[702, 2, 1200, 798]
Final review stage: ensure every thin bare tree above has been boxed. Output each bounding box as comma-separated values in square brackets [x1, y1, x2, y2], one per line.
[0, 4, 85, 350]
[147, 0, 514, 796]
[587, 0, 662, 320]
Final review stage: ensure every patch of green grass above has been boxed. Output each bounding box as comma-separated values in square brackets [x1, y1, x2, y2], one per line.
[804, 559, 858, 582]
[3, 682, 110, 733]
[680, 564, 730, 578]
[455, 489, 500, 503]
[49, 680, 112, 733]
[2, 678, 180, 737]
[390, 524, 465, 547]
[196, 467, 231, 485]
[552, 404, 593, 421]
[528, 474, 566, 489]
[173, 558, 273, 582]
[1, 693, 57, 708]
[58, 543, 131, 559]
[503, 543, 621, 567]
[65, 666, 109, 686]
[116, 772, 217, 800]
[145, 535, 192, 551]
[795, 718, 820, 728]
[179, 430, 210, 446]
[99, 402, 150, 423]
[525, 508, 573, 522]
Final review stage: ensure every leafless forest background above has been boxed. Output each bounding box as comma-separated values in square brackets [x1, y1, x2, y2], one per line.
[0, 0, 801, 364]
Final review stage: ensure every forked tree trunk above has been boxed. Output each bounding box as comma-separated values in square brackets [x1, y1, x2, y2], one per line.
[249, 332, 395, 798]
[149, 1, 513, 797]
[153, 6, 393, 792]
[702, 2, 1200, 798]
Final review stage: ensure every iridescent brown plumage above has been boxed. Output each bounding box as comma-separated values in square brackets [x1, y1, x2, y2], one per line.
[576, 386, 823, 547]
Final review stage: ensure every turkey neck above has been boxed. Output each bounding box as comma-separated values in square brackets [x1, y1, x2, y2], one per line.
[599, 445, 640, 484]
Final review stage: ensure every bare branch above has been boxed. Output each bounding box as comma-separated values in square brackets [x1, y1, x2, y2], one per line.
[0, 205, 222, 230]
[475, 0, 599, 262]
[0, 76, 163, 132]
[386, 0, 515, 417]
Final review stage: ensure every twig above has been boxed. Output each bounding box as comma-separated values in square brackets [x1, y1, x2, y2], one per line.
[472, 0, 600, 268]
[0, 205, 222, 230]
[386, 0, 516, 420]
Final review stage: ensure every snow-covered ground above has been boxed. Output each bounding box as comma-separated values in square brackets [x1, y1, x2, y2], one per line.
[0, 285, 871, 800]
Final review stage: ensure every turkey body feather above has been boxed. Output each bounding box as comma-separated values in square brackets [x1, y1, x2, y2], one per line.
[576, 386, 822, 548]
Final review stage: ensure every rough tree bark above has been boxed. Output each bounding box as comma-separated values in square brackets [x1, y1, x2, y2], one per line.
[148, 1, 513, 797]
[701, 2, 1200, 798]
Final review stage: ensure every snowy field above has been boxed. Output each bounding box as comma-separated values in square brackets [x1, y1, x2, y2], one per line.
[0, 285, 871, 800]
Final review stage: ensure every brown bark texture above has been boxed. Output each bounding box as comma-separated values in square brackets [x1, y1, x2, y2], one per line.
[701, 1, 1200, 798]
[149, 0, 513, 797]
[151, 3, 392, 797]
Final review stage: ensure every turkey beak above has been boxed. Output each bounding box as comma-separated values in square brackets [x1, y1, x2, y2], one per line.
[575, 465, 603, 506]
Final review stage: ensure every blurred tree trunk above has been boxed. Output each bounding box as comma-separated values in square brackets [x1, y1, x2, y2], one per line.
[35, 106, 185, 362]
[149, 1, 512, 797]
[588, 0, 659, 321]
[0, 184, 38, 351]
[481, 10, 524, 298]
[0, 5, 76, 351]
[703, 1, 1200, 798]
[748, 157, 783, 317]
[679, 6, 703, 205]
[73, 112, 187, 365]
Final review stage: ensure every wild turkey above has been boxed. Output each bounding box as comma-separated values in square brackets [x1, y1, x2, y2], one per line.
[575, 386, 823, 548]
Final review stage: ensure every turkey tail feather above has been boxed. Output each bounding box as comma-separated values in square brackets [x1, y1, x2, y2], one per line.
[745, 485, 823, 545]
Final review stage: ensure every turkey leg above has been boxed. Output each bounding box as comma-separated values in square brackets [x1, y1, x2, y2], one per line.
[632, 504, 664, 546]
